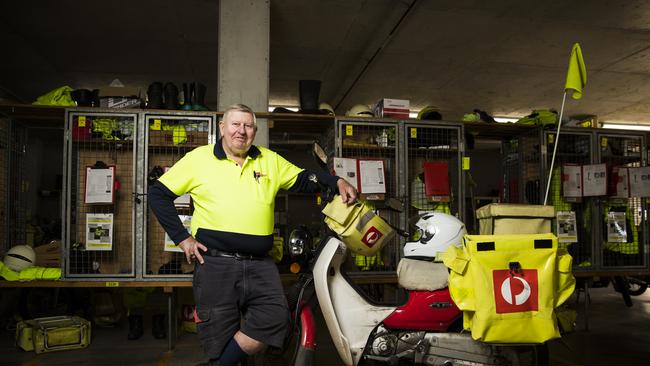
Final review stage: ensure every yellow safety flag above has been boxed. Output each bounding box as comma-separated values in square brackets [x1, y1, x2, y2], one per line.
[565, 43, 587, 100]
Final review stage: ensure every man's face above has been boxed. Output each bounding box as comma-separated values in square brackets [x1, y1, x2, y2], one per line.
[219, 110, 256, 155]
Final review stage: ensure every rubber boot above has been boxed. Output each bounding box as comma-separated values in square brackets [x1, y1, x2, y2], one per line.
[127, 315, 143, 340]
[152, 313, 166, 339]
[181, 83, 193, 110]
[193, 83, 208, 111]
[163, 82, 179, 110]
[147, 82, 164, 109]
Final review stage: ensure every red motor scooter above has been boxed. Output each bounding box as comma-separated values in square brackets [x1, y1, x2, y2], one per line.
[272, 193, 548, 366]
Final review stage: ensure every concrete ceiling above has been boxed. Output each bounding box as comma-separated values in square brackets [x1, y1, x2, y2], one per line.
[2, 0, 650, 124]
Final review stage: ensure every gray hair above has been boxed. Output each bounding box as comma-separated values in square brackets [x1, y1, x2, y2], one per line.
[222, 103, 257, 130]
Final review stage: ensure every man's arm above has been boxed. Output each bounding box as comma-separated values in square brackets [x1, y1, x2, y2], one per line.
[148, 181, 191, 244]
[288, 170, 357, 203]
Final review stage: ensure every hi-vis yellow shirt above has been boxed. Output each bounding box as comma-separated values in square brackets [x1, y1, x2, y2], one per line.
[159, 143, 302, 237]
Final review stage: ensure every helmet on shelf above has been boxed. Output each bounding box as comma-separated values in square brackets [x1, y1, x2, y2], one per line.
[345, 104, 374, 117]
[3, 245, 36, 272]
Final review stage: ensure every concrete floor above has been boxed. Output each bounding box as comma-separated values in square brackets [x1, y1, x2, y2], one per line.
[2, 286, 650, 366]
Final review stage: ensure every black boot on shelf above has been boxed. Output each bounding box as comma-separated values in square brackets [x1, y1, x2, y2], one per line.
[181, 82, 192, 110]
[147, 82, 164, 109]
[127, 315, 143, 340]
[192, 82, 208, 111]
[152, 313, 166, 339]
[163, 82, 179, 110]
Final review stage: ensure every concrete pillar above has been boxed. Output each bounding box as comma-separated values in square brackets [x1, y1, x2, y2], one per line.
[218, 0, 270, 147]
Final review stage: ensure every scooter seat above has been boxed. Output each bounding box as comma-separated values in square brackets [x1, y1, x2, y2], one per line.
[397, 258, 448, 291]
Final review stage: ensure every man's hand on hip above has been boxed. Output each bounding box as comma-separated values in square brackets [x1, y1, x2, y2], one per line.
[179, 236, 208, 264]
[337, 178, 358, 204]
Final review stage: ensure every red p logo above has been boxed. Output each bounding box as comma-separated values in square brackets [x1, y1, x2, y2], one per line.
[493, 269, 539, 314]
[361, 226, 383, 248]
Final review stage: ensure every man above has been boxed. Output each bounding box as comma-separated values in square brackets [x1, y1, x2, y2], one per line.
[148, 103, 357, 366]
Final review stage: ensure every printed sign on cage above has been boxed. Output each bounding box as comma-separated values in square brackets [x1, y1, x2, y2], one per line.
[164, 215, 192, 252]
[556, 211, 578, 243]
[582, 163, 607, 196]
[629, 166, 650, 197]
[86, 213, 114, 251]
[562, 164, 582, 197]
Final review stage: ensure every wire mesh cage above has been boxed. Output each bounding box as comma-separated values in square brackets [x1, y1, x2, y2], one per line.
[0, 118, 7, 252]
[336, 118, 400, 273]
[144, 113, 214, 277]
[501, 129, 542, 204]
[268, 117, 336, 274]
[0, 118, 31, 252]
[64, 110, 137, 277]
[597, 132, 647, 269]
[404, 122, 462, 225]
[544, 130, 594, 269]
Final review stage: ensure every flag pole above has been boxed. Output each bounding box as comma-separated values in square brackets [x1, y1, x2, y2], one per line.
[543, 91, 568, 205]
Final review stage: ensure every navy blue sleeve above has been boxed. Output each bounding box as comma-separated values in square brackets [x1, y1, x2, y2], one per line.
[148, 181, 191, 244]
[288, 170, 340, 193]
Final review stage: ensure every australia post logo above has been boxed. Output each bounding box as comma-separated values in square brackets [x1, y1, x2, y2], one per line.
[493, 269, 539, 314]
[361, 226, 383, 248]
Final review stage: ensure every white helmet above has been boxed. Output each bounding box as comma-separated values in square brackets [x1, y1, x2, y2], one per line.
[345, 104, 374, 117]
[3, 245, 36, 272]
[403, 212, 466, 261]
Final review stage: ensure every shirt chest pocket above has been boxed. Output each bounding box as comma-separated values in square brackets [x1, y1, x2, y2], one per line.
[249, 173, 276, 205]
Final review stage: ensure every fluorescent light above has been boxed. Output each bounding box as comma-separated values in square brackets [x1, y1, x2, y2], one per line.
[409, 112, 418, 118]
[494, 116, 520, 123]
[601, 123, 650, 131]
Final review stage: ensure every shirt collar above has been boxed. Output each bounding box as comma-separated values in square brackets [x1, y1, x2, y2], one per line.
[214, 139, 261, 160]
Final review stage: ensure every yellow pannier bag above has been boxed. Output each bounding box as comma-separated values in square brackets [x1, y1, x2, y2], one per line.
[322, 195, 395, 256]
[441, 233, 575, 344]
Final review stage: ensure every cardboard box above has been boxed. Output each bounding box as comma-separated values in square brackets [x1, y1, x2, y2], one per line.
[475, 203, 555, 235]
[374, 98, 410, 119]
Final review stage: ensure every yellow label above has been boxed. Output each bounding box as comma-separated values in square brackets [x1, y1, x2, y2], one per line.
[547, 134, 554, 144]
[105, 282, 120, 287]
[463, 157, 470, 170]
[78, 116, 86, 127]
[345, 125, 353, 136]
[317, 195, 322, 205]
[601, 137, 608, 147]
[152, 119, 162, 130]
[410, 128, 417, 138]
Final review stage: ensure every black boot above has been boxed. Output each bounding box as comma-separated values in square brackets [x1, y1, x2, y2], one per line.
[163, 82, 179, 110]
[127, 315, 143, 340]
[181, 82, 192, 110]
[152, 313, 166, 339]
[192, 82, 208, 111]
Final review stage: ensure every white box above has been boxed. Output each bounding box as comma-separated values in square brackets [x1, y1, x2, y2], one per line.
[374, 98, 410, 119]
